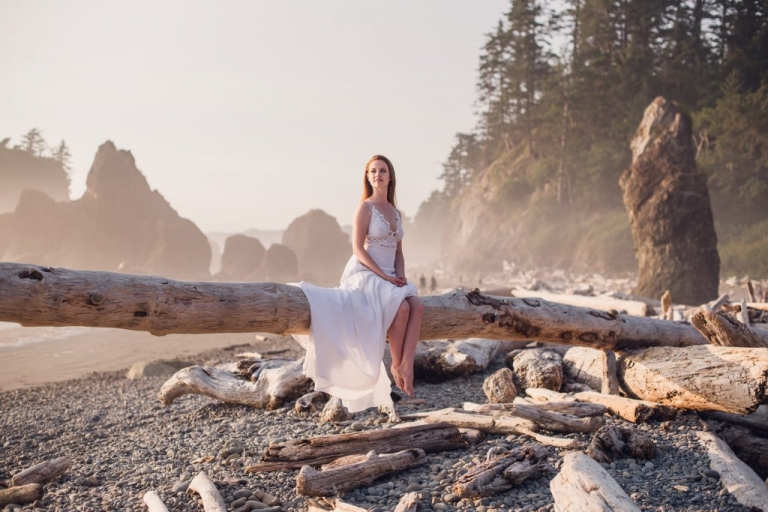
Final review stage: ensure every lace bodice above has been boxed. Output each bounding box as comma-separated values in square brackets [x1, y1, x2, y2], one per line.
[365, 201, 403, 250]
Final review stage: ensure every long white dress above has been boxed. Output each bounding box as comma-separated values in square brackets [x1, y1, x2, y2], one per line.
[293, 201, 418, 412]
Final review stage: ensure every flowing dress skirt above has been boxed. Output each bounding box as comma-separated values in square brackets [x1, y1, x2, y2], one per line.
[293, 244, 418, 412]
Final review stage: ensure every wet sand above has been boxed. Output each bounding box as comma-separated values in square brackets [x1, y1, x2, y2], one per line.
[0, 324, 258, 391]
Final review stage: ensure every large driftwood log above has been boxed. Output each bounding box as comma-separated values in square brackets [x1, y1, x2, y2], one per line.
[296, 449, 426, 496]
[245, 422, 465, 472]
[0, 484, 43, 507]
[187, 472, 226, 512]
[11, 456, 72, 486]
[0, 263, 706, 350]
[452, 443, 548, 497]
[562, 347, 602, 390]
[696, 430, 768, 510]
[465, 400, 608, 418]
[550, 452, 640, 512]
[158, 360, 311, 410]
[618, 346, 768, 413]
[704, 407, 768, 436]
[414, 338, 499, 382]
[691, 309, 768, 348]
[512, 288, 649, 316]
[601, 350, 620, 395]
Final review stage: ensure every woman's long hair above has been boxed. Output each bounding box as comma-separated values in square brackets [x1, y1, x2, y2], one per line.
[362, 155, 397, 206]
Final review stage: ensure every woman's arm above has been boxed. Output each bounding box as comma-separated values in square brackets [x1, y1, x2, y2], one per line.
[394, 240, 406, 283]
[352, 202, 404, 286]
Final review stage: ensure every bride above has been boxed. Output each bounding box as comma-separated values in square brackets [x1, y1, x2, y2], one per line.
[293, 155, 424, 413]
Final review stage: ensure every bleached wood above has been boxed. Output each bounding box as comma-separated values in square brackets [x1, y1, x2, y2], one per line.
[690, 309, 768, 348]
[618, 346, 768, 413]
[526, 388, 574, 403]
[415, 338, 499, 381]
[307, 499, 368, 512]
[661, 290, 672, 320]
[11, 456, 72, 486]
[512, 287, 649, 316]
[245, 422, 465, 472]
[550, 452, 640, 512]
[320, 397, 350, 424]
[601, 350, 620, 395]
[748, 281, 757, 303]
[0, 484, 43, 507]
[393, 492, 420, 512]
[696, 430, 768, 510]
[452, 443, 547, 497]
[573, 391, 676, 423]
[143, 491, 170, 512]
[187, 472, 226, 512]
[296, 449, 425, 496]
[740, 299, 751, 326]
[295, 391, 330, 414]
[0, 263, 706, 349]
[562, 347, 602, 390]
[465, 400, 607, 418]
[158, 360, 310, 410]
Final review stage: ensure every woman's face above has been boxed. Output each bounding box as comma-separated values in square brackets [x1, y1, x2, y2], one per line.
[367, 160, 390, 190]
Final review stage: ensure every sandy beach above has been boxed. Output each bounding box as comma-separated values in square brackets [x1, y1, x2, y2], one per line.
[0, 324, 264, 391]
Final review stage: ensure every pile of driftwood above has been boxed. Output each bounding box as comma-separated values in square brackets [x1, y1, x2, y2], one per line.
[2, 264, 768, 509]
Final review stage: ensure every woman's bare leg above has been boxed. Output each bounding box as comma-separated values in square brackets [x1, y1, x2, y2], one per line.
[393, 296, 424, 397]
[387, 301, 410, 392]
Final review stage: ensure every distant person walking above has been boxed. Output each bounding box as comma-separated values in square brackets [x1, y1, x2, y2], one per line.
[419, 274, 427, 293]
[293, 155, 423, 412]
[430, 275, 438, 294]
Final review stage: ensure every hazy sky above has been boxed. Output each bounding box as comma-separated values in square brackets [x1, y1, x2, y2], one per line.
[1, 1, 508, 232]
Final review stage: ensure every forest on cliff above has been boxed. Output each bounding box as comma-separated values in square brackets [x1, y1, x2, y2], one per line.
[413, 0, 768, 278]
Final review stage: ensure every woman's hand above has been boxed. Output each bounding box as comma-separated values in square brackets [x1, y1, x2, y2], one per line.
[383, 275, 407, 287]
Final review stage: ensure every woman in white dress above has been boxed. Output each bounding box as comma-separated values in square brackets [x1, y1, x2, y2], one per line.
[293, 155, 424, 413]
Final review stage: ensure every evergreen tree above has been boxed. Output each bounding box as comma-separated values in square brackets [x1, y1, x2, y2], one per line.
[53, 140, 72, 172]
[21, 128, 47, 157]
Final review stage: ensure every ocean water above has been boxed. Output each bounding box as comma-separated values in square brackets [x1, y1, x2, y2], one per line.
[0, 323, 93, 348]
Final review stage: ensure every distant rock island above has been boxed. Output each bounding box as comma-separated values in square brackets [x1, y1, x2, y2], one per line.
[0, 138, 69, 214]
[0, 141, 211, 280]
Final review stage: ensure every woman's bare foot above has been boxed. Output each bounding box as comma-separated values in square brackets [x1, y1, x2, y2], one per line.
[391, 362, 414, 397]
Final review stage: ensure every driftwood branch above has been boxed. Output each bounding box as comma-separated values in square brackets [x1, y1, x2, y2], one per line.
[0, 263, 707, 350]
[245, 422, 465, 472]
[452, 443, 547, 497]
[0, 484, 43, 507]
[601, 350, 620, 395]
[143, 491, 170, 512]
[11, 456, 72, 486]
[550, 452, 640, 512]
[696, 430, 768, 510]
[158, 361, 311, 410]
[691, 309, 768, 348]
[296, 449, 426, 496]
[586, 425, 656, 463]
[187, 472, 227, 512]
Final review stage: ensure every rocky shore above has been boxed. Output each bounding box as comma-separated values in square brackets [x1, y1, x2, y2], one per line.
[0, 332, 756, 512]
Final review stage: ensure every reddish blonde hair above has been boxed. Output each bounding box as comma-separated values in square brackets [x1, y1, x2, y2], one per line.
[362, 155, 397, 206]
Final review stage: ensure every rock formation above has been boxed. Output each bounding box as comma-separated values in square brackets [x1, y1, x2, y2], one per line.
[260, 243, 299, 283]
[0, 143, 69, 214]
[282, 209, 351, 286]
[619, 97, 719, 305]
[0, 141, 211, 280]
[216, 235, 266, 281]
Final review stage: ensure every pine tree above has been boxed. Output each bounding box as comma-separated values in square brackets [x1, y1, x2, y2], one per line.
[53, 140, 72, 172]
[21, 128, 47, 157]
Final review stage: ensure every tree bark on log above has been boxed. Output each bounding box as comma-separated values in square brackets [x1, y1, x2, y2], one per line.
[691, 309, 768, 348]
[618, 346, 768, 414]
[245, 422, 465, 472]
[695, 430, 768, 510]
[601, 350, 620, 395]
[0, 263, 706, 350]
[295, 449, 426, 496]
[158, 361, 311, 410]
[187, 472, 227, 512]
[0, 484, 43, 507]
[482, 368, 518, 404]
[11, 456, 72, 486]
[550, 452, 640, 512]
[143, 491, 170, 512]
[452, 443, 547, 498]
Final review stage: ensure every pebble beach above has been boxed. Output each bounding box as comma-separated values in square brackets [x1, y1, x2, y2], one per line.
[0, 331, 757, 512]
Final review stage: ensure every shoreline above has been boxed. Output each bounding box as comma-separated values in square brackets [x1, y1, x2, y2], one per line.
[0, 327, 261, 391]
